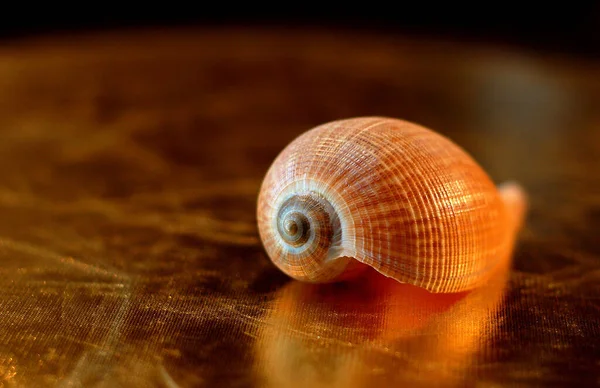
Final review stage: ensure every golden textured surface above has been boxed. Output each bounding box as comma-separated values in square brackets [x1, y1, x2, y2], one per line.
[0, 28, 599, 387]
[257, 117, 525, 291]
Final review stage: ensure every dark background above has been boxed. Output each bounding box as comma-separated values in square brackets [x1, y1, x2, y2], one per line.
[1, 5, 599, 58]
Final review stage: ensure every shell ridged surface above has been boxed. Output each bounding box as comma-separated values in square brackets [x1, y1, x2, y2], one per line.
[257, 117, 520, 293]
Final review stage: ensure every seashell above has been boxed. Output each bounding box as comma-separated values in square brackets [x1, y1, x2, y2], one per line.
[257, 117, 526, 293]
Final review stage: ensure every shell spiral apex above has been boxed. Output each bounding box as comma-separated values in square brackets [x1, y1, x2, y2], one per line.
[257, 117, 527, 293]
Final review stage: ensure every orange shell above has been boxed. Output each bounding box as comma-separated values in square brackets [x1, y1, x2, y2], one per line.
[257, 117, 526, 293]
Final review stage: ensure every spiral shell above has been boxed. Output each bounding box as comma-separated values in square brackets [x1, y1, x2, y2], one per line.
[257, 117, 526, 293]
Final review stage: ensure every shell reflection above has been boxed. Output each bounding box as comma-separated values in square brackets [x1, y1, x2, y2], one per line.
[255, 263, 509, 387]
